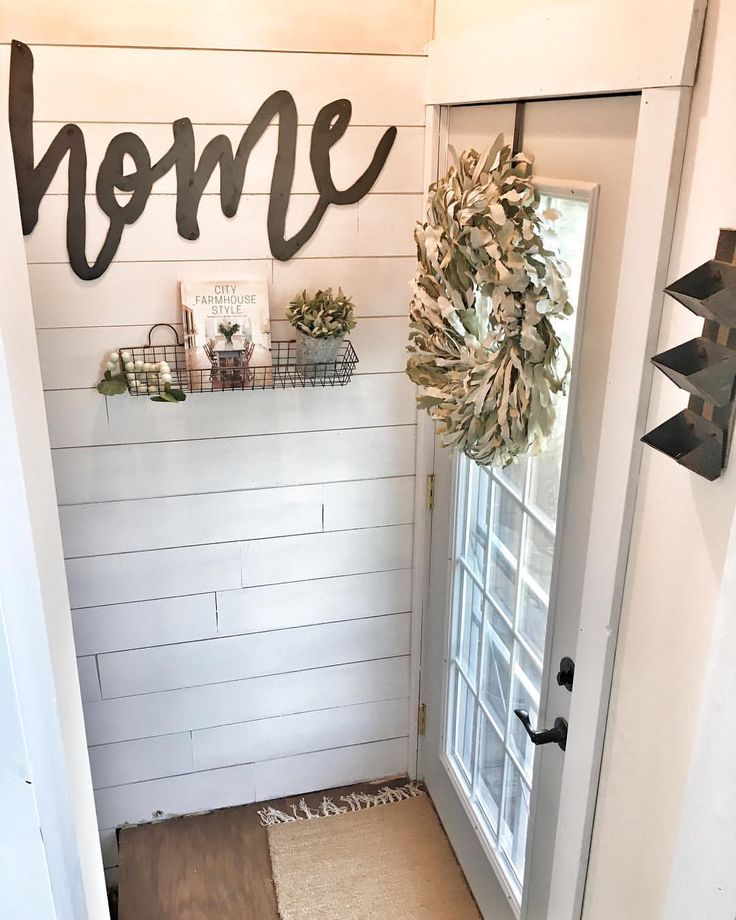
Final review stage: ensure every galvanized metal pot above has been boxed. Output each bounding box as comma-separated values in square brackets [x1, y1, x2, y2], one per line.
[295, 330, 344, 365]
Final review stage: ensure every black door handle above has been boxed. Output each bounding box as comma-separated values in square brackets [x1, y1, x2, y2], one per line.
[514, 709, 568, 751]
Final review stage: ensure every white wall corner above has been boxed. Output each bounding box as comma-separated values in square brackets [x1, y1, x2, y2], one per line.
[663, 484, 736, 919]
[0, 121, 108, 918]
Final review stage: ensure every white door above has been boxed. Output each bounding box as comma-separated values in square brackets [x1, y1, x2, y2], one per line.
[418, 95, 641, 919]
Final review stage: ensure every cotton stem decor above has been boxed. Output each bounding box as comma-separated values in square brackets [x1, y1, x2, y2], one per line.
[406, 135, 573, 466]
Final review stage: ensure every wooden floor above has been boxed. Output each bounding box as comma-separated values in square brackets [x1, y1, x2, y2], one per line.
[118, 777, 412, 920]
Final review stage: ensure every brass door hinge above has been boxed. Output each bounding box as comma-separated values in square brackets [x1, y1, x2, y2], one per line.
[426, 474, 435, 511]
[418, 702, 427, 736]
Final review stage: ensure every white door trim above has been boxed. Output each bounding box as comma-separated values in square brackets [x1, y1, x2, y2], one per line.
[407, 103, 448, 776]
[412, 87, 694, 917]
[428, 0, 706, 104]
[547, 85, 693, 919]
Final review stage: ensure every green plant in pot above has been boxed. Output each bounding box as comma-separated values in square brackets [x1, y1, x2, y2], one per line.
[287, 287, 356, 366]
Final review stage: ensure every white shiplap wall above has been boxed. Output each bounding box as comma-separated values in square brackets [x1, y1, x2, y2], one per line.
[12, 40, 426, 881]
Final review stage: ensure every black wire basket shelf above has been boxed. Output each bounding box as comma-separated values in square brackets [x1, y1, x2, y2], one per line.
[118, 324, 358, 396]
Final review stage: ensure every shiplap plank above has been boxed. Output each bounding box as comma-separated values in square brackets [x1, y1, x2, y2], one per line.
[72, 594, 217, 656]
[217, 569, 412, 637]
[38, 324, 172, 390]
[273, 257, 414, 318]
[44, 389, 110, 448]
[77, 655, 101, 701]
[23, 46, 426, 125]
[38, 125, 423, 197]
[242, 524, 413, 587]
[94, 763, 256, 829]
[323, 477, 415, 530]
[65, 541, 242, 608]
[61, 478, 414, 558]
[269, 317, 410, 376]
[83, 656, 410, 745]
[253, 737, 409, 801]
[27, 194, 342, 264]
[98, 613, 410, 697]
[31, 257, 415, 329]
[193, 697, 409, 772]
[44, 373, 415, 448]
[89, 700, 407, 789]
[52, 426, 416, 504]
[38, 316, 409, 389]
[60, 485, 323, 558]
[89, 732, 193, 790]
[5, 1, 434, 55]
[26, 193, 420, 264]
[67, 525, 410, 608]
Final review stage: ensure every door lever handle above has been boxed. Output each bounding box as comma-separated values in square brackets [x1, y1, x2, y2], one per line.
[514, 709, 568, 752]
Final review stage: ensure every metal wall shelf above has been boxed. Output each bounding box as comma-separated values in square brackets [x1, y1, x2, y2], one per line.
[119, 325, 358, 396]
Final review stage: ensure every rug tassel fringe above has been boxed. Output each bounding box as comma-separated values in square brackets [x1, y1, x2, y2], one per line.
[258, 781, 423, 827]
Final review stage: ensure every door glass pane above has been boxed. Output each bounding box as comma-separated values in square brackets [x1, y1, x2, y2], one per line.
[488, 544, 517, 616]
[479, 610, 512, 731]
[444, 188, 590, 902]
[518, 580, 548, 660]
[500, 760, 532, 882]
[464, 465, 490, 579]
[508, 646, 542, 780]
[497, 456, 527, 495]
[476, 715, 505, 830]
[490, 481, 522, 557]
[529, 440, 563, 524]
[523, 517, 555, 595]
[453, 671, 476, 782]
[456, 573, 483, 686]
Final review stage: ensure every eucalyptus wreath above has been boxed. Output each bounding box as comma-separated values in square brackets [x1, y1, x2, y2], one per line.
[406, 135, 573, 467]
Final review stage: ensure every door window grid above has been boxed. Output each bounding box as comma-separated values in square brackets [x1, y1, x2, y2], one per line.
[448, 455, 555, 893]
[445, 189, 589, 898]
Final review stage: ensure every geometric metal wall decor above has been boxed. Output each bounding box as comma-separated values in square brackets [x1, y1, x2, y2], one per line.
[642, 228, 736, 481]
[7, 40, 397, 281]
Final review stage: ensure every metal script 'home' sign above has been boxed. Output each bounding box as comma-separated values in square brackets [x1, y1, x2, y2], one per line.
[8, 40, 397, 280]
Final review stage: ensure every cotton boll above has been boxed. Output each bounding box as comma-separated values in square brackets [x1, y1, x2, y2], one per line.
[142, 362, 152, 372]
[126, 373, 136, 382]
[105, 361, 116, 372]
[159, 362, 170, 374]
[160, 372, 172, 384]
[125, 361, 135, 372]
[134, 360, 144, 371]
[121, 351, 132, 363]
[109, 352, 120, 363]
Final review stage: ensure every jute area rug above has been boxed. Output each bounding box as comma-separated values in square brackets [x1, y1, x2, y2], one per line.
[265, 786, 482, 920]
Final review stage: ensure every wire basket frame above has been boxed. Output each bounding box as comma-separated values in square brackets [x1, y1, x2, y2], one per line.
[119, 324, 359, 396]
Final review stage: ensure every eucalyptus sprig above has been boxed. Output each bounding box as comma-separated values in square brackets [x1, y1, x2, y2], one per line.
[406, 135, 573, 467]
[287, 287, 356, 339]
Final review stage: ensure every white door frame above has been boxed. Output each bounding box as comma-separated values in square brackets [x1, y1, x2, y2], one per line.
[409, 77, 696, 920]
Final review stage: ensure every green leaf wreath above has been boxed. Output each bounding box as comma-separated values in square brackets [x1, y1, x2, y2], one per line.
[406, 135, 573, 466]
